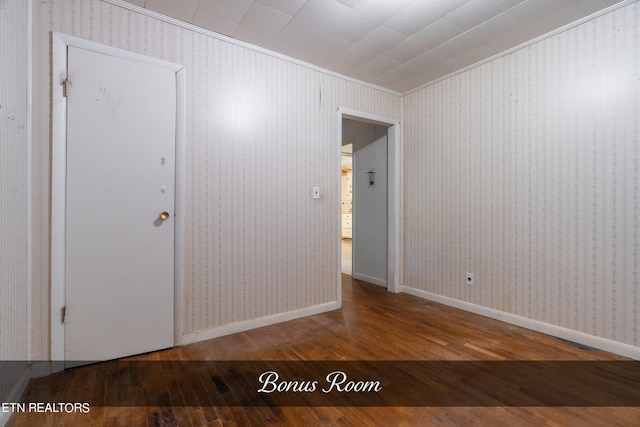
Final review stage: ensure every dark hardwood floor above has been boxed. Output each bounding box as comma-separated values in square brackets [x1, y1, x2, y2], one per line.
[7, 276, 640, 426]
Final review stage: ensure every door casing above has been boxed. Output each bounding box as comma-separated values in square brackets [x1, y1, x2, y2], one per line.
[50, 32, 186, 367]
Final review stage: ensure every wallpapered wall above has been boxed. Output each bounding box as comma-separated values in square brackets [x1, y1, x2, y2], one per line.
[0, 0, 29, 401]
[403, 2, 640, 348]
[31, 0, 400, 358]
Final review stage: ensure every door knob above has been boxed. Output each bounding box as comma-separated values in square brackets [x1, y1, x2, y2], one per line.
[159, 211, 170, 221]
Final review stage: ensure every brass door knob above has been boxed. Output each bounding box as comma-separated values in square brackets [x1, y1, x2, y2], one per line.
[159, 211, 170, 221]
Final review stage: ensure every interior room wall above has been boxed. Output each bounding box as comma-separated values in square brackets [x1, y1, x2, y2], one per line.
[30, 0, 400, 357]
[0, 0, 30, 407]
[342, 120, 388, 147]
[403, 2, 640, 352]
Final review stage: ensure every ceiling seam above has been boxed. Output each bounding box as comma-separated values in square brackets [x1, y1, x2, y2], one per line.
[232, 1, 255, 38]
[189, 0, 200, 24]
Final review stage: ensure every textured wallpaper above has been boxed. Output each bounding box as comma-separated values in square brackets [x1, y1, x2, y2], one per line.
[0, 0, 29, 399]
[403, 2, 640, 348]
[31, 0, 400, 358]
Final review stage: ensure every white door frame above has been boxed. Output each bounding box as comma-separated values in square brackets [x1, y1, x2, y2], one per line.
[50, 32, 186, 365]
[337, 107, 402, 305]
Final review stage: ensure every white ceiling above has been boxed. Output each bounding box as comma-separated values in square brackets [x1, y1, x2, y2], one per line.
[123, 0, 626, 93]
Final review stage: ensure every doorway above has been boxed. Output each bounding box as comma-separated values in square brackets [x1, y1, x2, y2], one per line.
[51, 33, 185, 364]
[337, 108, 400, 302]
[342, 119, 389, 287]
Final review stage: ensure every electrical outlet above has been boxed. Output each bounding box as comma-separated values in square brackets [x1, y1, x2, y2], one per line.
[466, 273, 474, 286]
[313, 187, 320, 199]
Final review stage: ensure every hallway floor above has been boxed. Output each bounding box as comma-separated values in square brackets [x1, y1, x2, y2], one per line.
[341, 238, 351, 275]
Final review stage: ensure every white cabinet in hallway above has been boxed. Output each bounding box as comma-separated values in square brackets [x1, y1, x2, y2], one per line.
[342, 214, 352, 239]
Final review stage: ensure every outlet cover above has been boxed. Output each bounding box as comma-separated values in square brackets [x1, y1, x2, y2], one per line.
[466, 273, 474, 286]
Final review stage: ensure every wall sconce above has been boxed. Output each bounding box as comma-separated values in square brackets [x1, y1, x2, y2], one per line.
[367, 169, 375, 187]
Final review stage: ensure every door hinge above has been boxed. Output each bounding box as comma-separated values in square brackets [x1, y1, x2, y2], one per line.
[62, 79, 71, 97]
[61, 306, 66, 324]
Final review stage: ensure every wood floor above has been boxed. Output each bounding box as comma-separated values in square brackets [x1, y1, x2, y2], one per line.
[8, 276, 640, 426]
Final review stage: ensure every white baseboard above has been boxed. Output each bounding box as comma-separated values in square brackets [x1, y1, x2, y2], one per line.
[182, 301, 340, 345]
[29, 361, 58, 378]
[0, 368, 30, 427]
[352, 273, 386, 288]
[399, 285, 640, 361]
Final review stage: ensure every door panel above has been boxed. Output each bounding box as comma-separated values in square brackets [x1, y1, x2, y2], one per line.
[65, 46, 176, 361]
[352, 135, 388, 286]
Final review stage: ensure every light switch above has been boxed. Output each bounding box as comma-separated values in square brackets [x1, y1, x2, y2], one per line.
[313, 187, 320, 199]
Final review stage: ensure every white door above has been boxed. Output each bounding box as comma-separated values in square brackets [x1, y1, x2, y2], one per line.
[352, 134, 388, 287]
[65, 46, 176, 361]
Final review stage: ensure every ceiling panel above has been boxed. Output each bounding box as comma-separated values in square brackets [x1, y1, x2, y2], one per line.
[270, 38, 334, 65]
[373, 64, 420, 88]
[330, 26, 406, 73]
[278, 17, 354, 59]
[294, 0, 378, 43]
[254, 0, 306, 16]
[352, 55, 404, 81]
[444, 0, 504, 31]
[234, 2, 291, 41]
[194, 0, 253, 23]
[509, 0, 582, 23]
[335, 0, 359, 7]
[415, 0, 474, 17]
[434, 33, 484, 59]
[353, 0, 414, 23]
[493, 0, 527, 9]
[191, 9, 237, 35]
[405, 50, 449, 72]
[384, 2, 440, 38]
[464, 13, 523, 46]
[578, 0, 621, 13]
[125, 0, 627, 92]
[384, 19, 461, 63]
